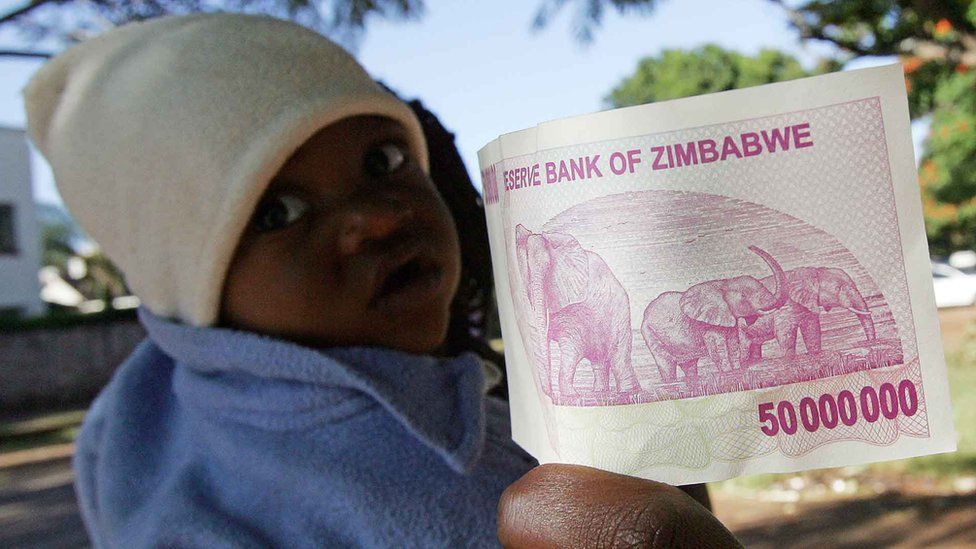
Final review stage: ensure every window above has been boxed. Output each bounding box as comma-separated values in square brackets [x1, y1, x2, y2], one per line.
[0, 204, 16, 255]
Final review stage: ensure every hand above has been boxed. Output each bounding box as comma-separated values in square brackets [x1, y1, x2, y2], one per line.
[497, 464, 742, 548]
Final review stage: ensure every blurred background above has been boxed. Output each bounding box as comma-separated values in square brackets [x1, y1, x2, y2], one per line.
[0, 0, 974, 546]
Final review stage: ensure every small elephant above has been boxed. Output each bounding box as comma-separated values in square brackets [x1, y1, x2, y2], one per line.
[738, 266, 876, 362]
[515, 224, 640, 400]
[641, 246, 789, 383]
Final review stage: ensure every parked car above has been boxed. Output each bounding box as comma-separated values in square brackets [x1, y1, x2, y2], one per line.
[949, 250, 976, 274]
[932, 262, 976, 308]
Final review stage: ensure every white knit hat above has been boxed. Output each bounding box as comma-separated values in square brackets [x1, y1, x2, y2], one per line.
[22, 12, 428, 326]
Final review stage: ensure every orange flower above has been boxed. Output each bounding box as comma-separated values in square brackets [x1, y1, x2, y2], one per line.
[923, 195, 958, 221]
[934, 18, 952, 37]
[956, 62, 970, 73]
[903, 56, 923, 73]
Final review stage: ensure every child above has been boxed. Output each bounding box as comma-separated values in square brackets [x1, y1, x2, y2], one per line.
[23, 12, 739, 548]
[23, 12, 535, 547]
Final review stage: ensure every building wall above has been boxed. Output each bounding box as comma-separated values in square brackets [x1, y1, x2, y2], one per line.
[0, 126, 43, 316]
[0, 319, 145, 412]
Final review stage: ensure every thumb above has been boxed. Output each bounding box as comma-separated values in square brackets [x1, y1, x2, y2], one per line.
[497, 463, 742, 548]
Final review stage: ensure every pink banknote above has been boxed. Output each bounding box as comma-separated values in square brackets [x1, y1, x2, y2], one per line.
[479, 64, 956, 485]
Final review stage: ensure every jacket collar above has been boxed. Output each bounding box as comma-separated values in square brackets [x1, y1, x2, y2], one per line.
[137, 307, 495, 474]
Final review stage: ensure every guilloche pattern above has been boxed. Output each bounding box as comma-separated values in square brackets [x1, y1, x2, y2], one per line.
[548, 358, 926, 473]
[507, 190, 903, 406]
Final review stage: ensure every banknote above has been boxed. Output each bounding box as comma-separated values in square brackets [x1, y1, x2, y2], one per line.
[478, 64, 957, 485]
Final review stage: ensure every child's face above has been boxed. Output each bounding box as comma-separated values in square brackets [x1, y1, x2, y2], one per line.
[220, 116, 461, 354]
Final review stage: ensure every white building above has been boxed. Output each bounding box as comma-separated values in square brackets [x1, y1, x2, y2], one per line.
[0, 125, 44, 317]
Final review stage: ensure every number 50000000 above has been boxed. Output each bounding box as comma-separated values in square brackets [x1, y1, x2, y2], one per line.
[758, 380, 919, 436]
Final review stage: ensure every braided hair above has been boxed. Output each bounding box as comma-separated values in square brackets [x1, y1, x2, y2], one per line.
[379, 89, 508, 398]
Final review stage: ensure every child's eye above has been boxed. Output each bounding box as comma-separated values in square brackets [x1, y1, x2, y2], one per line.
[250, 193, 309, 233]
[363, 142, 407, 176]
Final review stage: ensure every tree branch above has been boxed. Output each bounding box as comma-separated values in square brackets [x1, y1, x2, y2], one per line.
[769, 0, 886, 57]
[0, 48, 53, 58]
[910, 0, 974, 33]
[770, 0, 976, 62]
[0, 0, 60, 26]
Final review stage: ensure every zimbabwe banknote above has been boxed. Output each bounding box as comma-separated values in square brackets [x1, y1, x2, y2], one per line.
[478, 64, 957, 485]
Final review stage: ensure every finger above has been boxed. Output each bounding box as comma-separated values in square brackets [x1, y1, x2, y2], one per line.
[497, 463, 742, 549]
[678, 483, 712, 510]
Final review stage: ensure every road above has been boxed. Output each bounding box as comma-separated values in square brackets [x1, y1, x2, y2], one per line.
[714, 490, 976, 548]
[934, 303, 976, 349]
[0, 456, 88, 548]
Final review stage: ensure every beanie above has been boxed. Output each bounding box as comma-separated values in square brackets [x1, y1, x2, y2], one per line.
[22, 12, 428, 326]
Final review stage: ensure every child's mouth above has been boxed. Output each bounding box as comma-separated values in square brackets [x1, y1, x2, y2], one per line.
[370, 255, 444, 310]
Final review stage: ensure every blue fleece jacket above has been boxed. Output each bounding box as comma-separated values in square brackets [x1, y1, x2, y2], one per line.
[73, 307, 536, 548]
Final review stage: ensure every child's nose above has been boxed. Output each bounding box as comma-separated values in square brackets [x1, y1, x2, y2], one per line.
[337, 207, 414, 256]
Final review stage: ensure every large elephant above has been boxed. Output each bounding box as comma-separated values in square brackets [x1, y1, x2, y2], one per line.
[738, 266, 876, 362]
[640, 246, 789, 383]
[515, 224, 639, 400]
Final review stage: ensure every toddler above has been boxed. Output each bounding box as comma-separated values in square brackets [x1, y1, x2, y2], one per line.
[23, 12, 535, 547]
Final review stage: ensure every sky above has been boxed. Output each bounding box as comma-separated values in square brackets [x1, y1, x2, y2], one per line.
[0, 0, 922, 207]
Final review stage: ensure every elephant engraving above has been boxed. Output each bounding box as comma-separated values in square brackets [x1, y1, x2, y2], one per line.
[515, 224, 640, 402]
[640, 246, 789, 383]
[738, 266, 877, 362]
